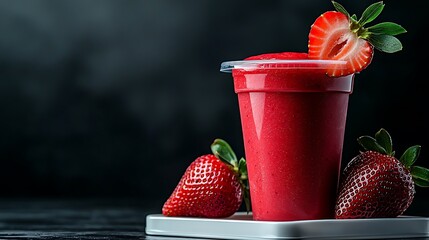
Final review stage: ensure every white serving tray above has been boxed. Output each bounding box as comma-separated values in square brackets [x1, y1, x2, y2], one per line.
[145, 212, 429, 239]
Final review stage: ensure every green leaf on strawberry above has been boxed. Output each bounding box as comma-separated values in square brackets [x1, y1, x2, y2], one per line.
[367, 22, 407, 36]
[375, 128, 393, 155]
[411, 166, 429, 187]
[357, 135, 387, 155]
[357, 1, 384, 26]
[238, 157, 248, 180]
[400, 145, 421, 168]
[368, 34, 403, 53]
[332, 1, 350, 17]
[211, 138, 238, 167]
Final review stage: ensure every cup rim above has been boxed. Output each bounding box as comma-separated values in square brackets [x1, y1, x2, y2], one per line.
[220, 59, 347, 73]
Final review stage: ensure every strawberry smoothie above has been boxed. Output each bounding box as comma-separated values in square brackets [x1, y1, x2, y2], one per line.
[220, 52, 354, 221]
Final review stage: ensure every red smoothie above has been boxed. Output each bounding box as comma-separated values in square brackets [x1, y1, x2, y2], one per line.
[221, 52, 354, 221]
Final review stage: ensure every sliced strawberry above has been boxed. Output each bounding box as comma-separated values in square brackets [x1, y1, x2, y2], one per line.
[308, 1, 407, 77]
[308, 11, 373, 76]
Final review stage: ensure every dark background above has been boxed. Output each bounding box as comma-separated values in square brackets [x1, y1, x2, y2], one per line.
[1, 0, 428, 214]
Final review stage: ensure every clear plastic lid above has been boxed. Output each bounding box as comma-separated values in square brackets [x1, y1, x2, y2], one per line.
[220, 59, 347, 73]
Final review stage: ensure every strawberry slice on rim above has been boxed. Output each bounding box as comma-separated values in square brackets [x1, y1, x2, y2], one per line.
[308, 11, 373, 77]
[308, 1, 407, 77]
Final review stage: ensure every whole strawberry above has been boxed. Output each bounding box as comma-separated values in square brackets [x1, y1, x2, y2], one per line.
[308, 1, 407, 77]
[336, 128, 429, 219]
[162, 139, 250, 218]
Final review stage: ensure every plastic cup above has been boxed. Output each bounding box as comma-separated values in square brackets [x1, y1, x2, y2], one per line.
[220, 59, 354, 221]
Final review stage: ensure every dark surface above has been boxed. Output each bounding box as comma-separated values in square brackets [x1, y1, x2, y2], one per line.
[0, 199, 156, 239]
[0, 199, 428, 240]
[0, 199, 152, 239]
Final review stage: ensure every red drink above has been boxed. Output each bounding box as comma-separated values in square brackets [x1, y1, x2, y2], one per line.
[221, 52, 354, 221]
